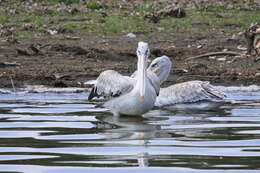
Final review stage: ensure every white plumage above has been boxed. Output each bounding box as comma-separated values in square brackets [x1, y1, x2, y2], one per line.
[88, 42, 160, 116]
[90, 70, 135, 98]
[155, 80, 225, 107]
[88, 50, 226, 111]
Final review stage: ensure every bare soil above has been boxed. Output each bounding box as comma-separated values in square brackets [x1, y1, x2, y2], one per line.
[0, 29, 259, 88]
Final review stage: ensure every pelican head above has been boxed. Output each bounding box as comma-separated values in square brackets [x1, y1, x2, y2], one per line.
[148, 55, 172, 84]
[136, 41, 150, 59]
[136, 41, 150, 99]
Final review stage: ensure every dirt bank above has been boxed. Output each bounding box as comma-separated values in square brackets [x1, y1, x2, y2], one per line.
[0, 0, 259, 88]
[0, 31, 259, 88]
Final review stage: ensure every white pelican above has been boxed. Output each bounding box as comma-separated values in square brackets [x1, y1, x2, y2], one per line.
[88, 55, 225, 109]
[88, 42, 160, 116]
[145, 56, 226, 108]
[132, 55, 226, 107]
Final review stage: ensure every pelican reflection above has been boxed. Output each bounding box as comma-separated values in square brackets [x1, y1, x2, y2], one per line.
[97, 113, 170, 167]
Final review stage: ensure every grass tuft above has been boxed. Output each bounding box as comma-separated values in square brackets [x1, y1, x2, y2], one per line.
[86, 1, 102, 10]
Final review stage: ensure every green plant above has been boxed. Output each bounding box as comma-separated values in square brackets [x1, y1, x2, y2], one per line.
[86, 1, 102, 10]
[64, 23, 77, 29]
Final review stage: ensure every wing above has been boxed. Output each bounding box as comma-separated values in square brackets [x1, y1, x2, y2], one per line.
[88, 70, 136, 100]
[155, 81, 226, 107]
[147, 71, 160, 96]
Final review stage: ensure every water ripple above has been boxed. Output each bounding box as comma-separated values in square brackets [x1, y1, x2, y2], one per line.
[0, 86, 260, 172]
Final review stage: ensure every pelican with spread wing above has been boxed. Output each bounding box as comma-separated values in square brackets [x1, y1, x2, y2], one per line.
[88, 49, 225, 112]
[88, 42, 160, 116]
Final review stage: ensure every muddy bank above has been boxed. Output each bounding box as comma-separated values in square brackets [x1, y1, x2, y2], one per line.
[0, 30, 259, 88]
[0, 0, 259, 88]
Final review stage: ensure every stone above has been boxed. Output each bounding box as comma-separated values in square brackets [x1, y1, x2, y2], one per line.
[126, 33, 136, 38]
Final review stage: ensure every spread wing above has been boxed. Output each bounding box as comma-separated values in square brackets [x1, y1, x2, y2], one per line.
[88, 70, 135, 100]
[155, 81, 226, 107]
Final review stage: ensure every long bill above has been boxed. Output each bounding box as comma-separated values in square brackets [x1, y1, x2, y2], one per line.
[138, 54, 147, 99]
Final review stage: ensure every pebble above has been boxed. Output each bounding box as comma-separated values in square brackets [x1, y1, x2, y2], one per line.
[47, 29, 58, 35]
[168, 45, 176, 49]
[223, 49, 228, 52]
[182, 69, 188, 73]
[126, 33, 136, 38]
[238, 31, 244, 36]
[157, 27, 165, 32]
[197, 45, 202, 49]
[255, 73, 260, 77]
[217, 57, 226, 61]
[237, 45, 247, 50]
[231, 34, 237, 40]
[209, 56, 216, 60]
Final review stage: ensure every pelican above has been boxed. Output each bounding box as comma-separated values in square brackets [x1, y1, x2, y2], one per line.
[88, 42, 160, 116]
[133, 55, 226, 107]
[88, 55, 225, 110]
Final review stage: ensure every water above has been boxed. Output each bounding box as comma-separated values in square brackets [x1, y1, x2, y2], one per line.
[0, 86, 260, 173]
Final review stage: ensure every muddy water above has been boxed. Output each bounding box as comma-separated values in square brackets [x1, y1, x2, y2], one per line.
[0, 86, 260, 173]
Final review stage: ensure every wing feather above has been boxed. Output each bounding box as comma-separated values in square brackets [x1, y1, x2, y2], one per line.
[155, 81, 226, 107]
[88, 70, 135, 100]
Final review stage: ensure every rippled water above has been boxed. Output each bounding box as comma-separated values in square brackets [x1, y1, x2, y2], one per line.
[0, 86, 260, 173]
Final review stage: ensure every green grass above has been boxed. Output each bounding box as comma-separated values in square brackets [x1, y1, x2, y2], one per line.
[64, 23, 77, 29]
[0, 13, 12, 22]
[159, 9, 260, 33]
[79, 14, 151, 35]
[0, 1, 259, 37]
[135, 5, 153, 14]
[86, 1, 102, 10]
[101, 15, 151, 34]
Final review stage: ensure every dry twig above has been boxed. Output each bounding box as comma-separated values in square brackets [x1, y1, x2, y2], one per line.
[186, 51, 242, 61]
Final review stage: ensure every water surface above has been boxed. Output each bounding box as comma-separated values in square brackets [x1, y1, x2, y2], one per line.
[0, 86, 260, 173]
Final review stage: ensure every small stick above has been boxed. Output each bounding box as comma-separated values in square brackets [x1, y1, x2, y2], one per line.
[10, 76, 16, 92]
[186, 51, 242, 61]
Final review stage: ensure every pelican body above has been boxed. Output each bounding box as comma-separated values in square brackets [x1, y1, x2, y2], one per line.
[88, 42, 160, 116]
[88, 51, 226, 112]
[104, 78, 157, 115]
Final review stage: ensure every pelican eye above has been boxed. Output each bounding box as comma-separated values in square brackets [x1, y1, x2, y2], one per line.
[151, 63, 157, 68]
[145, 49, 149, 55]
